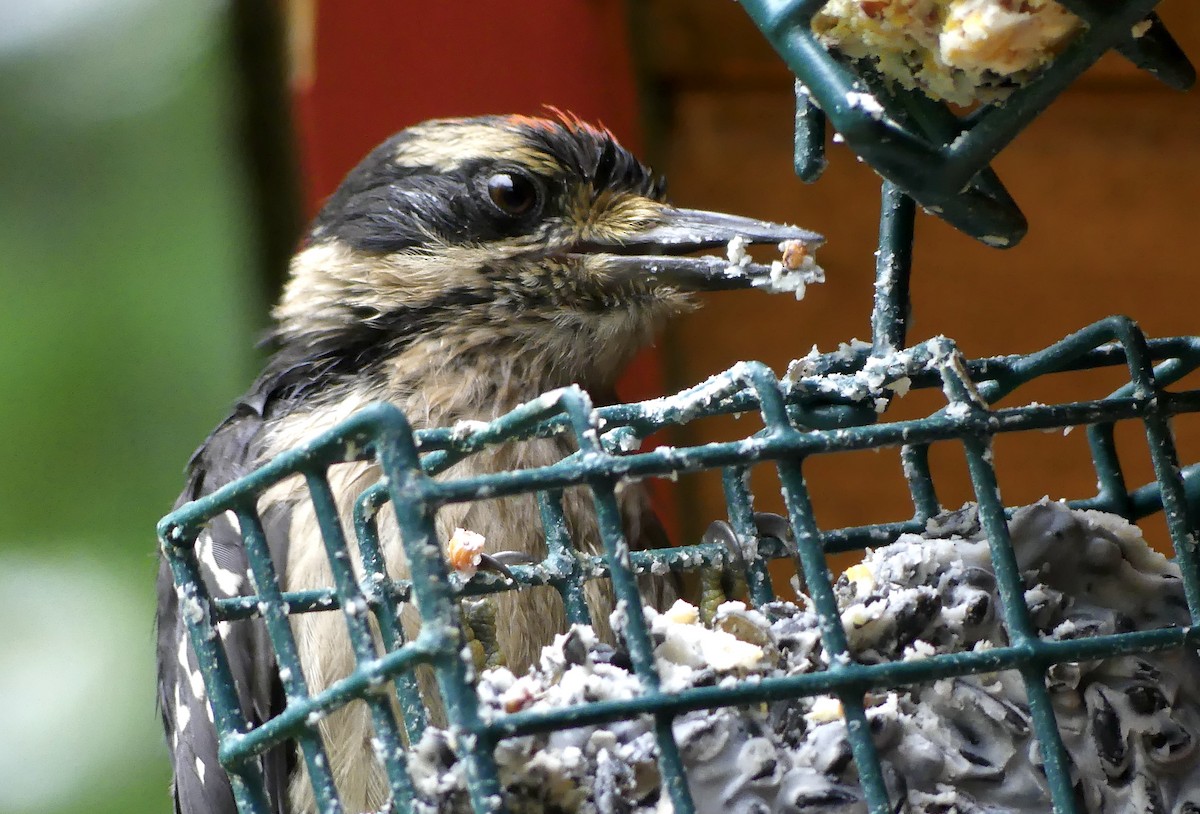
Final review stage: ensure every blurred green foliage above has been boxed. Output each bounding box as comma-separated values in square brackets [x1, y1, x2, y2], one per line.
[0, 2, 259, 811]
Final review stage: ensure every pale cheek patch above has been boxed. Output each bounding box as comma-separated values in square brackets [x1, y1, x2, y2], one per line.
[279, 241, 514, 331]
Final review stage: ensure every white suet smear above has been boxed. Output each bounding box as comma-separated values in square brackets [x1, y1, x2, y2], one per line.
[757, 240, 826, 301]
[406, 500, 1200, 813]
[845, 90, 885, 119]
[725, 235, 752, 269]
[726, 236, 827, 301]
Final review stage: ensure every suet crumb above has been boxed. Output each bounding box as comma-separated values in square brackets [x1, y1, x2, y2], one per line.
[725, 235, 752, 268]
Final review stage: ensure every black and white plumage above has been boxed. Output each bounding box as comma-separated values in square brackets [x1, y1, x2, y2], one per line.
[155, 113, 823, 814]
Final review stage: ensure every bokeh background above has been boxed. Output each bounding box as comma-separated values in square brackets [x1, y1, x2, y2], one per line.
[0, 2, 1196, 813]
[2, 2, 255, 812]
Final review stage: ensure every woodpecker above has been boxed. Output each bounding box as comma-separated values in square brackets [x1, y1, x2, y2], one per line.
[156, 113, 822, 814]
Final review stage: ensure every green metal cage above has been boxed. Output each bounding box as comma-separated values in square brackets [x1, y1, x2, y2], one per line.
[158, 2, 1198, 813]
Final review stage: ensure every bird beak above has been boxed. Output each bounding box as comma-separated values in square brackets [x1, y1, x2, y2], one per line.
[568, 207, 825, 292]
[474, 550, 537, 582]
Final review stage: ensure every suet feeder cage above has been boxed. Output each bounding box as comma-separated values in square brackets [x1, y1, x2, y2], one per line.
[159, 2, 1199, 812]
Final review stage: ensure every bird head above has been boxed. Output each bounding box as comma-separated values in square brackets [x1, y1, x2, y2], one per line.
[269, 113, 822, 403]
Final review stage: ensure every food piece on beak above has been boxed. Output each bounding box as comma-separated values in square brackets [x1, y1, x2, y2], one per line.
[573, 207, 825, 294]
[757, 239, 826, 301]
[448, 528, 488, 578]
[447, 528, 537, 582]
[780, 240, 809, 270]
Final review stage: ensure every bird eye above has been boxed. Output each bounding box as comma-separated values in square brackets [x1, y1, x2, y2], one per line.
[486, 172, 539, 217]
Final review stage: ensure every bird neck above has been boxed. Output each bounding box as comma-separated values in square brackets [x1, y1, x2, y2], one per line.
[256, 301, 667, 444]
[375, 317, 656, 426]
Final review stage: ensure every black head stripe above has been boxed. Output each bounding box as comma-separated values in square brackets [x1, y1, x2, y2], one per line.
[308, 131, 425, 245]
[311, 164, 545, 252]
[307, 115, 665, 253]
[314, 175, 483, 252]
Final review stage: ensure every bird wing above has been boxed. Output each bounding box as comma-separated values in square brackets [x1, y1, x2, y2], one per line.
[156, 403, 294, 814]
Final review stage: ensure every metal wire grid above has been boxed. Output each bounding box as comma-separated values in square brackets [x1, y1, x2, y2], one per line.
[161, 315, 1200, 814]
[742, 0, 1196, 246]
[158, 1, 1198, 811]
